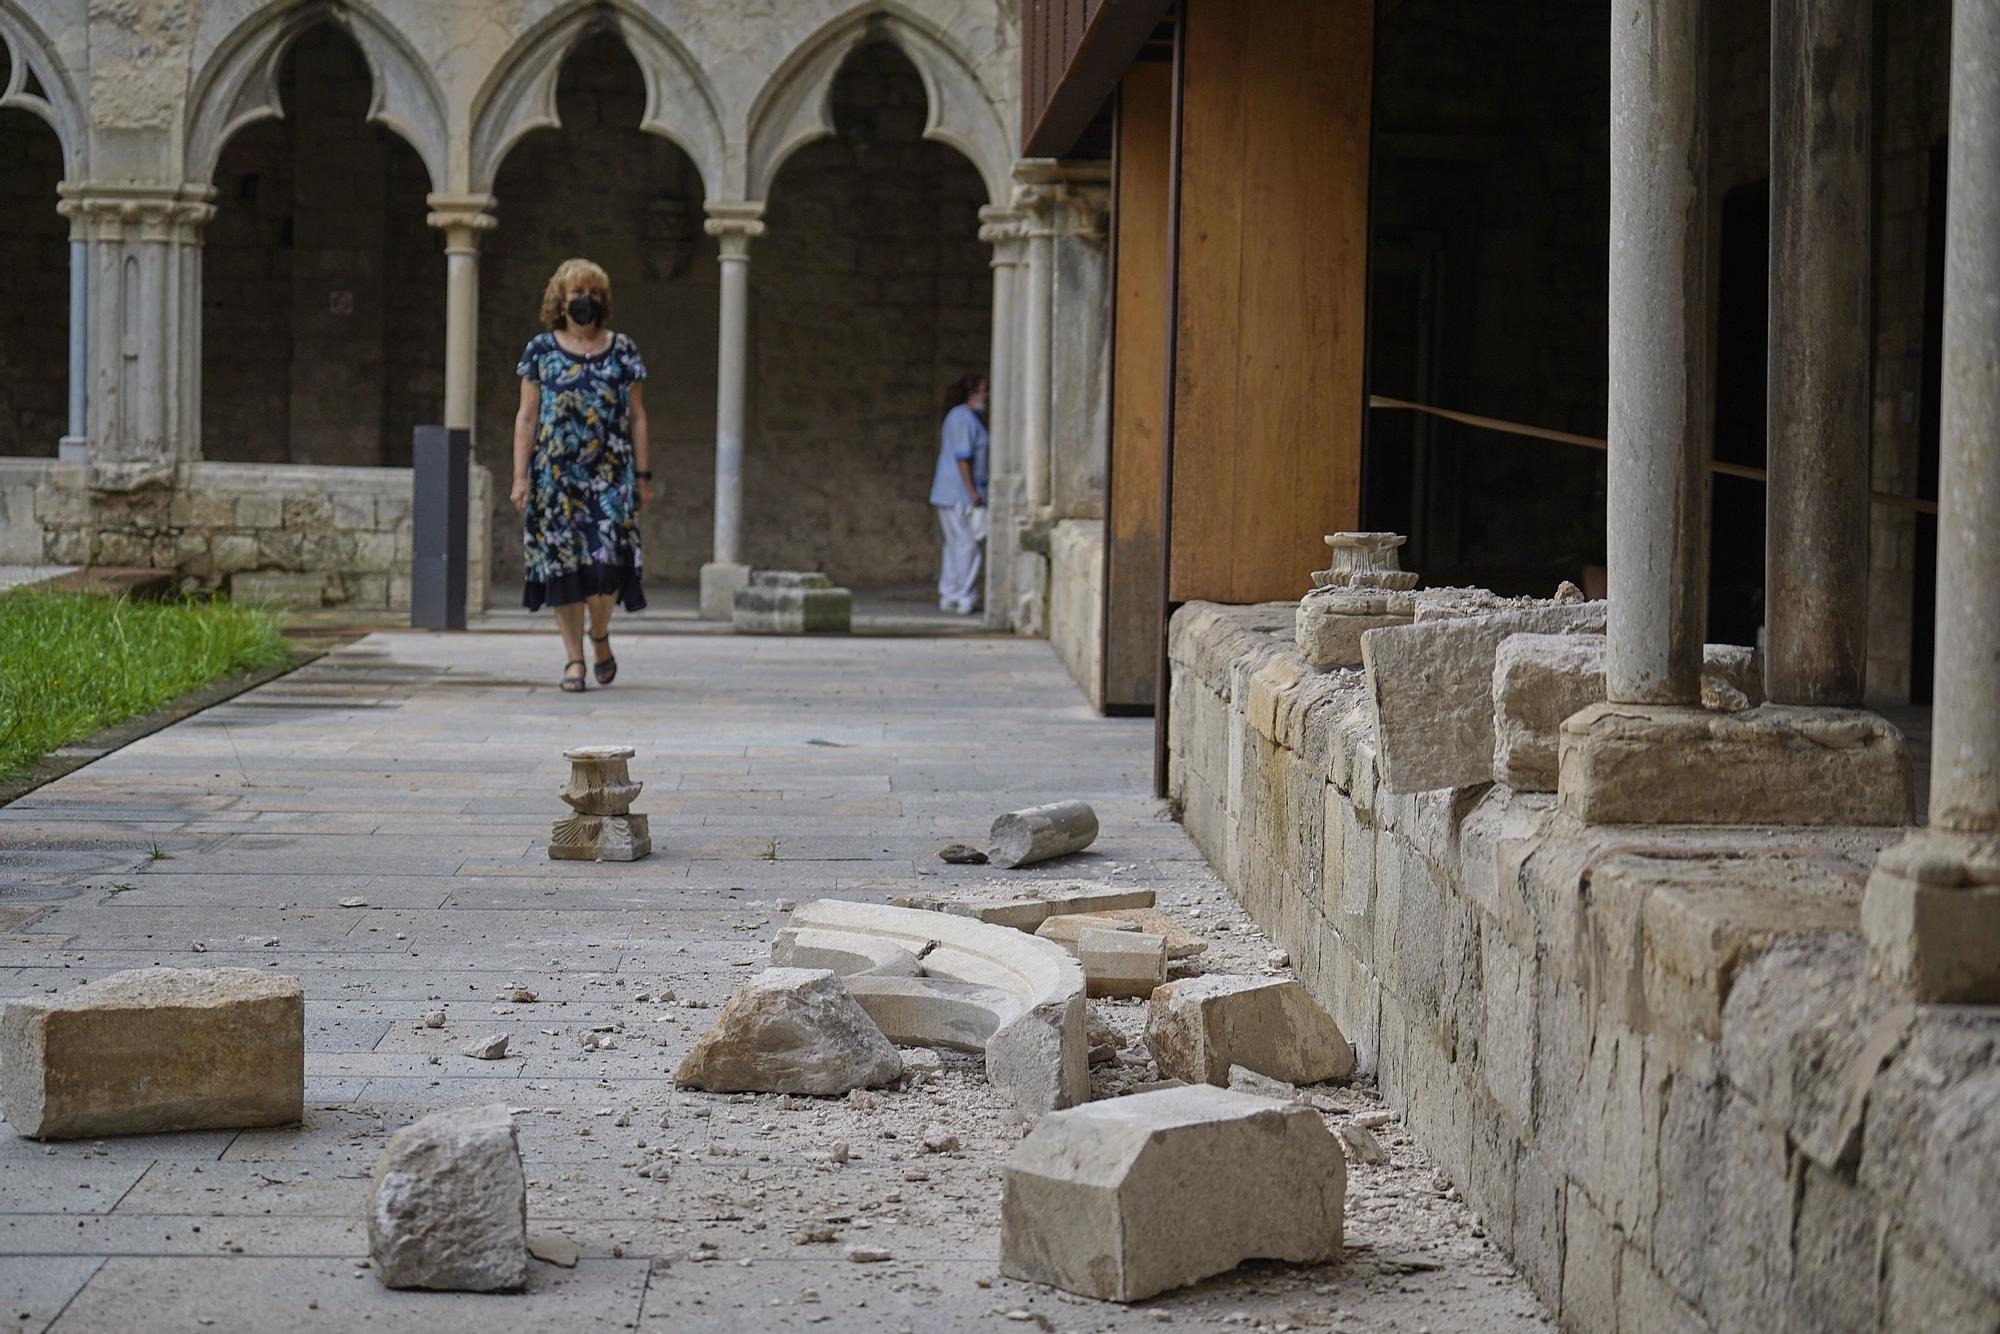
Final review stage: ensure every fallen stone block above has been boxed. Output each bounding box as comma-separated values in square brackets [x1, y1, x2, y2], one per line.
[1337, 1121, 1389, 1165]
[1296, 587, 1415, 671]
[897, 885, 1155, 935]
[369, 1103, 527, 1292]
[732, 571, 852, 634]
[1364, 600, 1607, 793]
[1146, 975, 1355, 1087]
[1226, 1065, 1298, 1099]
[989, 800, 1100, 868]
[675, 967, 903, 1096]
[1001, 1085, 1345, 1301]
[0, 967, 302, 1139]
[1558, 702, 1913, 826]
[1090, 908, 1206, 959]
[1077, 928, 1167, 999]
[1034, 914, 1138, 948]
[1491, 635, 1764, 791]
[463, 1034, 509, 1060]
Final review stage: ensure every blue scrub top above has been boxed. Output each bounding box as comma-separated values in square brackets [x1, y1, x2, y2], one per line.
[928, 403, 989, 507]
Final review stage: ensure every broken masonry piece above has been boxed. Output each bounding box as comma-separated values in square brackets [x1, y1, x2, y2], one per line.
[987, 800, 1101, 869]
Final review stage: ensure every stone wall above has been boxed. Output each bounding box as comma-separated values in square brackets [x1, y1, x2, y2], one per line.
[0, 105, 69, 458]
[1048, 518, 1104, 709]
[1167, 599, 2000, 1334]
[0, 459, 489, 612]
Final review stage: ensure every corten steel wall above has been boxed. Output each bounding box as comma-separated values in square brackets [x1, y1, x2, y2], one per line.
[1023, 0, 1104, 149]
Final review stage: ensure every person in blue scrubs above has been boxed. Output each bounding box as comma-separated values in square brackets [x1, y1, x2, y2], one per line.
[929, 373, 990, 614]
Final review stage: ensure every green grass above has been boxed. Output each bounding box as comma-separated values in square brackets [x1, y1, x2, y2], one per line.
[0, 591, 291, 780]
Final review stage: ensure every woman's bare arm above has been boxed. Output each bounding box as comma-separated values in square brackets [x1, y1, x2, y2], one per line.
[511, 379, 538, 510]
[628, 382, 653, 509]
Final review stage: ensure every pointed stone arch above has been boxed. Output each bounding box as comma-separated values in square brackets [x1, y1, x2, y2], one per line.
[746, 4, 1012, 206]
[465, 2, 726, 199]
[184, 0, 448, 188]
[0, 1, 85, 177]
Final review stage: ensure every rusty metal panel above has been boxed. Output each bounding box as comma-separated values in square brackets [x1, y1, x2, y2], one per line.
[1023, 0, 1167, 157]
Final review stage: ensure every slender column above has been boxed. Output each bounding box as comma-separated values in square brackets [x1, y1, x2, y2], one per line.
[426, 195, 498, 433]
[1606, 0, 1709, 704]
[1929, 0, 2000, 834]
[1767, 0, 1872, 705]
[700, 202, 765, 618]
[60, 226, 87, 460]
[1015, 164, 1059, 513]
[980, 207, 1028, 629]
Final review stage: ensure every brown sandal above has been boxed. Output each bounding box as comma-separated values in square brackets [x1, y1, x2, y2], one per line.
[591, 633, 617, 686]
[559, 659, 587, 693]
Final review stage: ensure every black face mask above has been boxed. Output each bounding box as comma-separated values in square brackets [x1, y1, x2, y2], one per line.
[566, 295, 601, 327]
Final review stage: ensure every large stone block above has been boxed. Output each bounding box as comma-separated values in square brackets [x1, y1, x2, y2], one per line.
[0, 968, 303, 1139]
[675, 967, 902, 1096]
[1146, 975, 1354, 1087]
[1076, 927, 1166, 998]
[732, 571, 852, 634]
[1000, 1085, 1344, 1301]
[1363, 601, 1605, 793]
[1490, 634, 1762, 791]
[1557, 702, 1912, 826]
[368, 1103, 527, 1292]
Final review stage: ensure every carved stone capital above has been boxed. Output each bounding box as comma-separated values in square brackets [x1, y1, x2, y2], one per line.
[425, 193, 499, 251]
[703, 202, 768, 257]
[58, 182, 216, 242]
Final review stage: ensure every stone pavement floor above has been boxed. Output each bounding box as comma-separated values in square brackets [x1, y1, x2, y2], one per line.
[0, 631, 1551, 1332]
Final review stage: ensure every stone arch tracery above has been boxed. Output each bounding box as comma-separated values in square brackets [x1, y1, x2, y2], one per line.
[183, 0, 448, 188]
[465, 2, 726, 199]
[0, 1, 85, 177]
[746, 3, 1012, 206]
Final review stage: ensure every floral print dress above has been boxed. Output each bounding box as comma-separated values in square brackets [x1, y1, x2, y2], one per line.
[516, 330, 648, 612]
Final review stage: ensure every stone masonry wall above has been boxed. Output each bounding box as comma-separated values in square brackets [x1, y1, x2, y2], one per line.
[1167, 600, 2000, 1334]
[0, 459, 489, 611]
[0, 104, 70, 458]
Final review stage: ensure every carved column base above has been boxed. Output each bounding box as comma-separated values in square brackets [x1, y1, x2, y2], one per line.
[1862, 830, 2000, 1003]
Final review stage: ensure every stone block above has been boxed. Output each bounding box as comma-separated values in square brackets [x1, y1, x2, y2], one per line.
[1146, 975, 1355, 1087]
[368, 1103, 527, 1292]
[699, 560, 751, 620]
[231, 571, 328, 607]
[1033, 914, 1137, 948]
[235, 494, 284, 529]
[1295, 587, 1413, 671]
[1000, 1085, 1344, 1301]
[1557, 702, 1913, 825]
[1492, 635, 1765, 790]
[1560, 1184, 1619, 1334]
[1363, 600, 1606, 793]
[1862, 829, 2000, 1003]
[732, 577, 852, 634]
[1076, 928, 1166, 999]
[0, 968, 303, 1139]
[674, 967, 903, 1096]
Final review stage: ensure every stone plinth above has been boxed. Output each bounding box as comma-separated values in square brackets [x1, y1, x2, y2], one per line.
[1862, 830, 2000, 1002]
[733, 571, 852, 634]
[0, 968, 303, 1139]
[1000, 1085, 1345, 1301]
[549, 745, 651, 861]
[699, 561, 751, 621]
[1558, 702, 1913, 826]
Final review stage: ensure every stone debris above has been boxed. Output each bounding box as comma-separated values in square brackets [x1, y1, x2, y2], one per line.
[1226, 1065, 1298, 1100]
[1266, 949, 1291, 969]
[549, 745, 652, 863]
[526, 1233, 580, 1268]
[896, 885, 1156, 935]
[368, 1103, 527, 1292]
[1001, 1085, 1345, 1302]
[988, 801, 1100, 869]
[921, 1123, 961, 1154]
[423, 1012, 446, 1029]
[0, 967, 304, 1139]
[1337, 1121, 1390, 1166]
[463, 1034, 510, 1060]
[508, 988, 538, 1004]
[1146, 976, 1355, 1087]
[1034, 914, 1138, 948]
[674, 968, 903, 1096]
[938, 843, 989, 865]
[733, 571, 853, 634]
[338, 896, 369, 909]
[848, 1246, 894, 1263]
[1077, 927, 1168, 999]
[1090, 908, 1207, 959]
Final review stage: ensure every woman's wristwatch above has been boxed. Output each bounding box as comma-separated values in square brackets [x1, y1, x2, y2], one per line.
[636, 470, 653, 480]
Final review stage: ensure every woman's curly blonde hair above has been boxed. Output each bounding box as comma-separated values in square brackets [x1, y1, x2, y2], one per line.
[539, 258, 612, 331]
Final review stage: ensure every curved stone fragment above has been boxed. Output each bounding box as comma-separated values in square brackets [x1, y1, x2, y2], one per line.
[674, 967, 902, 1096]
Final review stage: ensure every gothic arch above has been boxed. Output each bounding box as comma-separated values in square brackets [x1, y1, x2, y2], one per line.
[0, 1, 85, 176]
[466, 2, 725, 198]
[184, 0, 448, 187]
[746, 4, 1012, 206]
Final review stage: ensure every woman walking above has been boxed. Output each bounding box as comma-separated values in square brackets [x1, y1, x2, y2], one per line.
[511, 258, 653, 692]
[930, 372, 989, 615]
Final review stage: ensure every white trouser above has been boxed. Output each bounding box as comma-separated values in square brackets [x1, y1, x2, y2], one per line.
[936, 504, 983, 608]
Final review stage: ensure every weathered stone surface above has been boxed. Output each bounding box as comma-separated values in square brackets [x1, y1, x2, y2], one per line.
[1558, 702, 1913, 826]
[1364, 601, 1606, 793]
[1296, 587, 1413, 671]
[559, 746, 640, 815]
[1076, 927, 1166, 999]
[548, 813, 651, 862]
[368, 1103, 527, 1292]
[1862, 829, 2000, 1003]
[988, 800, 1100, 868]
[1092, 907, 1207, 958]
[674, 967, 902, 1096]
[1001, 1085, 1345, 1301]
[732, 575, 852, 634]
[1034, 913, 1137, 947]
[1146, 975, 1355, 1087]
[0, 968, 303, 1139]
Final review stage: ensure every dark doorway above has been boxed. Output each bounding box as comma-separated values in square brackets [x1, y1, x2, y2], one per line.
[1911, 140, 1947, 704]
[1708, 177, 1770, 648]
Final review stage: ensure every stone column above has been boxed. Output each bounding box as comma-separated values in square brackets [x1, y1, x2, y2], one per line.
[700, 202, 766, 620]
[1015, 163, 1059, 515]
[1862, 0, 2000, 1002]
[1766, 0, 1871, 705]
[56, 182, 214, 490]
[1604, 0, 1708, 706]
[426, 195, 498, 433]
[60, 222, 87, 462]
[980, 207, 1028, 630]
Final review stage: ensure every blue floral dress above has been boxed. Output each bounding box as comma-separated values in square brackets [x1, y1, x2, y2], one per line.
[516, 331, 648, 612]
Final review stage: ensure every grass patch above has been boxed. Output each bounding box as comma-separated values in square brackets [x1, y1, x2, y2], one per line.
[0, 591, 291, 780]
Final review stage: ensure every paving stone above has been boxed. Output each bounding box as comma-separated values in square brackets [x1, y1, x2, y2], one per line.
[1000, 1085, 1345, 1301]
[368, 1103, 528, 1292]
[0, 967, 303, 1139]
[1146, 975, 1356, 1087]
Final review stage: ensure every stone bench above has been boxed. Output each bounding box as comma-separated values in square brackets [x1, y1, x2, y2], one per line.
[772, 899, 1088, 1115]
